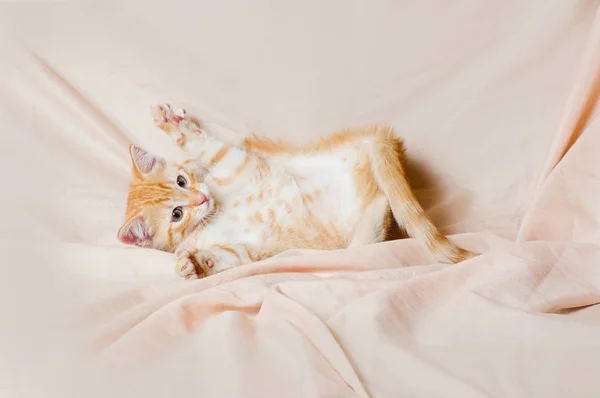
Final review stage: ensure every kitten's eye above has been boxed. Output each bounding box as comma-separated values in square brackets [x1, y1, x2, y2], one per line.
[176, 175, 187, 188]
[171, 207, 184, 222]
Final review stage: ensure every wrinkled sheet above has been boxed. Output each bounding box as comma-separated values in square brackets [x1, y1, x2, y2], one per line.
[1, 1, 600, 397]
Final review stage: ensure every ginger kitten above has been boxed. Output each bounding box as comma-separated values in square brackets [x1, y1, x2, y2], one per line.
[118, 104, 476, 279]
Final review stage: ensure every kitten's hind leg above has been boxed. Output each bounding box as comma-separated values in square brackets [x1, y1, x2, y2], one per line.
[349, 195, 390, 247]
[367, 128, 478, 263]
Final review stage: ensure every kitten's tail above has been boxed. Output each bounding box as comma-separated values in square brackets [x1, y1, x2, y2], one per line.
[368, 125, 477, 263]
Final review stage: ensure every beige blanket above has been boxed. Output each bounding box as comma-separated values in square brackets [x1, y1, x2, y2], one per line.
[1, 1, 600, 397]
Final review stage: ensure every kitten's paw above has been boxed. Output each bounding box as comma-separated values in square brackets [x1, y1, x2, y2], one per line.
[175, 249, 199, 280]
[151, 103, 204, 146]
[174, 247, 216, 279]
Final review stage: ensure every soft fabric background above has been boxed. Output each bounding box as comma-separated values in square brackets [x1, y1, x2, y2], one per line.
[1, 1, 600, 397]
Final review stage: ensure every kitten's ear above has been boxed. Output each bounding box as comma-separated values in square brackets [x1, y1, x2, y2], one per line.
[118, 215, 153, 246]
[129, 145, 164, 176]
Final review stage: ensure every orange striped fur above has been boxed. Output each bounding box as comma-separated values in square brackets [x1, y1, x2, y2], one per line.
[118, 104, 477, 279]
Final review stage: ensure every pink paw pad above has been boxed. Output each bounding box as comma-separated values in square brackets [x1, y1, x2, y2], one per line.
[171, 108, 186, 124]
[179, 261, 192, 272]
[176, 248, 189, 257]
[206, 259, 214, 268]
[175, 134, 185, 145]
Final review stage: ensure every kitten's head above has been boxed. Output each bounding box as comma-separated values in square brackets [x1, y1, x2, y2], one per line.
[117, 145, 214, 252]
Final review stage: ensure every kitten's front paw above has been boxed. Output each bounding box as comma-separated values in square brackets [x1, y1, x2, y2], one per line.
[151, 103, 204, 147]
[174, 247, 216, 280]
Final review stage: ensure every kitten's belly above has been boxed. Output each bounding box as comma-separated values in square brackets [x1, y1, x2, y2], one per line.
[285, 154, 360, 225]
[199, 153, 363, 253]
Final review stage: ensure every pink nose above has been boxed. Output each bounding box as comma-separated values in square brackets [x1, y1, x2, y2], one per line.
[189, 192, 207, 206]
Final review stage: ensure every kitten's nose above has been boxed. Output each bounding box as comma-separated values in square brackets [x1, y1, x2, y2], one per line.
[189, 192, 207, 206]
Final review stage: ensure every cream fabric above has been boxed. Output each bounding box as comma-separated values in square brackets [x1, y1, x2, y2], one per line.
[1, 1, 600, 397]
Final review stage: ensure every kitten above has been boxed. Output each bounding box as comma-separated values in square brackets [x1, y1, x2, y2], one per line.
[118, 104, 476, 279]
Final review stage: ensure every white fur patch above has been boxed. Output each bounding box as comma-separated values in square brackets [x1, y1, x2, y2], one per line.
[284, 153, 358, 221]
